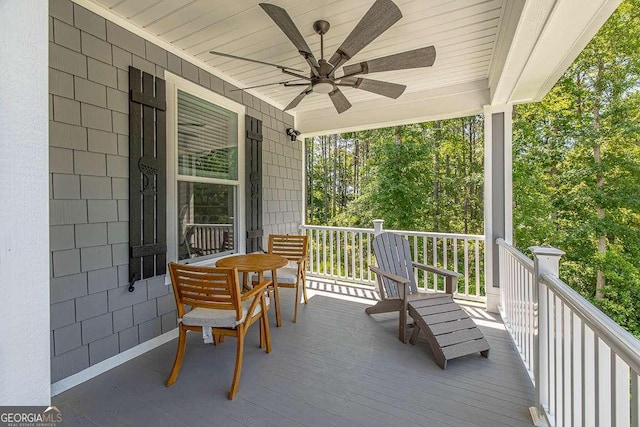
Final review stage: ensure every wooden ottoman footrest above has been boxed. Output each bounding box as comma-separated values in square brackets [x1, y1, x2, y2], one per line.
[408, 295, 490, 369]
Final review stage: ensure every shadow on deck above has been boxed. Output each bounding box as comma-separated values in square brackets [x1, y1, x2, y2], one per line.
[53, 279, 534, 427]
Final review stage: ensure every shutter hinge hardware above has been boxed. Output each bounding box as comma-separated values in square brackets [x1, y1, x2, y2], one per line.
[129, 273, 139, 292]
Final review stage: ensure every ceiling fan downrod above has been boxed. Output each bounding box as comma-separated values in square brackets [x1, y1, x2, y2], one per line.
[313, 20, 330, 60]
[311, 20, 334, 94]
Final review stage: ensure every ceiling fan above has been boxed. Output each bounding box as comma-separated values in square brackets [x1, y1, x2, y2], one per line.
[209, 0, 436, 114]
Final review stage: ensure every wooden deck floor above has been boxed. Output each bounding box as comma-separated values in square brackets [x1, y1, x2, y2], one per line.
[53, 280, 535, 427]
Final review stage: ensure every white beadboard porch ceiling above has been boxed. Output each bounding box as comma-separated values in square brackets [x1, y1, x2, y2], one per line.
[85, 0, 621, 134]
[90, 0, 505, 111]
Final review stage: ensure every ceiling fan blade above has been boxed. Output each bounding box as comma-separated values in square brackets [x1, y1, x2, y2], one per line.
[329, 88, 352, 114]
[231, 79, 306, 91]
[339, 77, 405, 99]
[209, 50, 304, 72]
[328, 0, 402, 68]
[259, 3, 319, 68]
[284, 87, 312, 111]
[342, 46, 436, 76]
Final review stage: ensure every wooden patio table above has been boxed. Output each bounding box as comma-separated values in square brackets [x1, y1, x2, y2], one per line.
[216, 253, 288, 327]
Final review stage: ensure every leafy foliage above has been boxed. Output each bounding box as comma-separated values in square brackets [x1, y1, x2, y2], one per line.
[306, 118, 484, 234]
[513, 0, 640, 335]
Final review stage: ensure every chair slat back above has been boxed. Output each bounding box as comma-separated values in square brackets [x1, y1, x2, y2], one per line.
[268, 235, 308, 262]
[372, 232, 419, 298]
[168, 262, 242, 320]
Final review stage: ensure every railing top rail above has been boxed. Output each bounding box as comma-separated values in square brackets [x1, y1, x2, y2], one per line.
[496, 238, 534, 272]
[300, 224, 374, 233]
[186, 223, 233, 227]
[301, 224, 484, 240]
[541, 273, 640, 374]
[386, 228, 484, 240]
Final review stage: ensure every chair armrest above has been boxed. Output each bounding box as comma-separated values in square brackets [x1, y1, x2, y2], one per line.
[241, 280, 272, 301]
[369, 265, 410, 284]
[412, 262, 462, 278]
[412, 262, 461, 294]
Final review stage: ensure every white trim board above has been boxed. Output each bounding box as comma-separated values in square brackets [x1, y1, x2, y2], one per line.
[298, 79, 489, 137]
[164, 71, 247, 265]
[51, 329, 179, 396]
[0, 0, 50, 406]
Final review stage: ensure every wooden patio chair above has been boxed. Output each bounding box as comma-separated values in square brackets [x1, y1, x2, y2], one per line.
[368, 232, 489, 369]
[254, 234, 309, 323]
[166, 262, 272, 400]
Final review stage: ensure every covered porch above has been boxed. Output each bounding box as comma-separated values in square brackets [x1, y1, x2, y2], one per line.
[1, 0, 637, 426]
[52, 284, 535, 427]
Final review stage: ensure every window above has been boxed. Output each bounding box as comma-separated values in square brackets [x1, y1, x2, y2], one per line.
[177, 182, 235, 260]
[166, 75, 245, 263]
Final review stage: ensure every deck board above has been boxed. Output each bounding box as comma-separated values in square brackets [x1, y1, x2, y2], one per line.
[53, 280, 535, 427]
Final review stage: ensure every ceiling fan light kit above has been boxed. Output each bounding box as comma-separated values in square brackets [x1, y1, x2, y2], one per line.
[209, 0, 436, 114]
[313, 81, 334, 94]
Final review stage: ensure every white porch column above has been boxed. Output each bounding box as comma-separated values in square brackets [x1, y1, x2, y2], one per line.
[483, 104, 513, 312]
[0, 1, 51, 404]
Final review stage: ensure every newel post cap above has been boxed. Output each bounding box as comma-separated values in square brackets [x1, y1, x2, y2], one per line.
[373, 219, 384, 235]
[529, 246, 565, 258]
[530, 246, 564, 278]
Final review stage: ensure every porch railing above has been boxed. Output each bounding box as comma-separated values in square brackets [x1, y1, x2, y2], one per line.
[498, 238, 640, 427]
[301, 221, 485, 303]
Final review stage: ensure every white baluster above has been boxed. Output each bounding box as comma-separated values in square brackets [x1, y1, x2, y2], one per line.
[614, 354, 630, 427]
[598, 340, 612, 426]
[572, 315, 583, 426]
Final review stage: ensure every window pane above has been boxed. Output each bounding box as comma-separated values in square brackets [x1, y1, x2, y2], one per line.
[177, 181, 235, 260]
[177, 90, 238, 180]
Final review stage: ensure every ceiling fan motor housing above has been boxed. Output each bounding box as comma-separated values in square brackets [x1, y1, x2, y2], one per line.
[311, 59, 335, 93]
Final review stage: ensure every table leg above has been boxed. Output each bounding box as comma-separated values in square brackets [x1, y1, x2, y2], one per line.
[271, 269, 282, 327]
[257, 270, 265, 348]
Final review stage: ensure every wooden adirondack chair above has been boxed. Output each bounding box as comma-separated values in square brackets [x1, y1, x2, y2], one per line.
[367, 232, 489, 369]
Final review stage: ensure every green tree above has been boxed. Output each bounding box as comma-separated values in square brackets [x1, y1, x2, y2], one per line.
[513, 0, 640, 335]
[305, 118, 484, 234]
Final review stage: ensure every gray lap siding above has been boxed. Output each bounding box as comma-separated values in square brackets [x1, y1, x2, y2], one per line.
[49, 0, 302, 382]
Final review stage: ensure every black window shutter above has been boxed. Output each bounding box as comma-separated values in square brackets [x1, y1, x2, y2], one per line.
[128, 66, 167, 290]
[245, 115, 263, 253]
